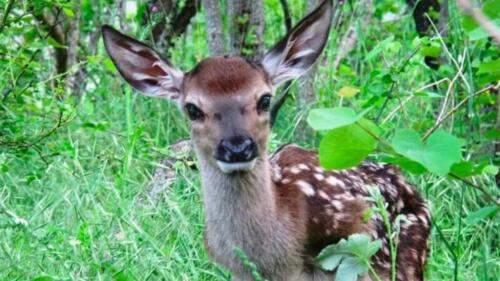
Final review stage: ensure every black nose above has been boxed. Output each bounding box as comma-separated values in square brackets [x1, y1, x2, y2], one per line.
[215, 136, 258, 163]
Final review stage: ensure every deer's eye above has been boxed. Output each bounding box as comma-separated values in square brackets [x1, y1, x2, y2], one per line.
[185, 103, 204, 121]
[257, 94, 271, 112]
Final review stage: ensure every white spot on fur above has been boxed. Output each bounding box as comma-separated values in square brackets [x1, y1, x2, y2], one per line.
[281, 178, 292, 184]
[396, 199, 404, 211]
[314, 167, 325, 173]
[318, 190, 329, 200]
[331, 200, 344, 211]
[298, 163, 309, 171]
[314, 173, 325, 181]
[326, 176, 345, 188]
[312, 217, 319, 223]
[290, 166, 301, 174]
[296, 180, 315, 197]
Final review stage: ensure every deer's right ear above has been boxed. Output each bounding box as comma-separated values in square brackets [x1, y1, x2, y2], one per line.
[262, 0, 333, 87]
[102, 25, 184, 100]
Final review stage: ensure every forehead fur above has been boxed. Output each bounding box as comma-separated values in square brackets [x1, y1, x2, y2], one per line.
[185, 56, 269, 95]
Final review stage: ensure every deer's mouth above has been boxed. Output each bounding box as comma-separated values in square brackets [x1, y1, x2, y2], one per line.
[216, 159, 257, 174]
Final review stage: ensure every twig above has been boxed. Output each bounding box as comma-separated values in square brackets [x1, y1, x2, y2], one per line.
[2, 7, 63, 101]
[0, 0, 15, 34]
[449, 174, 499, 207]
[422, 83, 499, 140]
[456, 0, 500, 44]
[436, 49, 467, 123]
[375, 48, 420, 124]
[278, 0, 292, 31]
[426, 14, 472, 93]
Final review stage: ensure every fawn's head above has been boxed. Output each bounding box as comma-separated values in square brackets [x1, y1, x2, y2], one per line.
[102, 0, 333, 174]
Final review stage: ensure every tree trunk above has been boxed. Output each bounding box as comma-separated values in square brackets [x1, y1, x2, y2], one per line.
[66, 1, 81, 95]
[201, 0, 225, 55]
[228, 0, 265, 61]
[295, 0, 321, 143]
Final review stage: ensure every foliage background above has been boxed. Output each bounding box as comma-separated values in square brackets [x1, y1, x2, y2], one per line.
[0, 0, 498, 280]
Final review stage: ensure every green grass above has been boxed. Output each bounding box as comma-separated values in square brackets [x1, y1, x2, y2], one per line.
[1, 0, 499, 280]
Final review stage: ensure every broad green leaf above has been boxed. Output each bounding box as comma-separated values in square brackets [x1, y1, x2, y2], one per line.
[316, 233, 380, 280]
[478, 59, 500, 74]
[450, 161, 476, 178]
[420, 42, 441, 58]
[316, 245, 344, 271]
[335, 256, 368, 281]
[391, 129, 464, 176]
[465, 206, 499, 224]
[345, 233, 382, 259]
[307, 107, 359, 131]
[319, 120, 379, 170]
[385, 156, 427, 174]
[338, 86, 360, 98]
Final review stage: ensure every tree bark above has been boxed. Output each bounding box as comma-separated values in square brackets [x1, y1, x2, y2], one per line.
[295, 0, 321, 143]
[66, 1, 81, 95]
[147, 0, 199, 53]
[201, 0, 225, 55]
[405, 0, 441, 69]
[228, 0, 265, 61]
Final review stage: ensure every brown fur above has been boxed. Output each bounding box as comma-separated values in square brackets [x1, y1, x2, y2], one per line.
[184, 56, 269, 96]
[270, 145, 431, 280]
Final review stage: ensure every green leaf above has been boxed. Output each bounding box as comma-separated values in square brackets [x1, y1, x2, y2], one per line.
[345, 233, 382, 259]
[478, 59, 500, 74]
[319, 120, 379, 170]
[316, 245, 344, 271]
[485, 128, 500, 140]
[315, 233, 380, 281]
[307, 107, 359, 131]
[47, 37, 66, 49]
[338, 86, 360, 98]
[420, 42, 442, 58]
[450, 161, 477, 178]
[391, 129, 464, 176]
[384, 156, 427, 174]
[335, 256, 367, 281]
[465, 206, 499, 225]
[483, 0, 500, 18]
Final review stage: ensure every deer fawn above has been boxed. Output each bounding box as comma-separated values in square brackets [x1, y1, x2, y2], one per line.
[102, 0, 430, 280]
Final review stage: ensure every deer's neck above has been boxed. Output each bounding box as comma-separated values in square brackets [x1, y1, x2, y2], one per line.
[200, 156, 277, 224]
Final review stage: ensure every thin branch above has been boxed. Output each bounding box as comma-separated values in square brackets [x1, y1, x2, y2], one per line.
[423, 83, 500, 140]
[456, 0, 500, 44]
[0, 0, 15, 34]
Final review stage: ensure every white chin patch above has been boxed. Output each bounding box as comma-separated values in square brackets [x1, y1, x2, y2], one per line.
[216, 159, 257, 174]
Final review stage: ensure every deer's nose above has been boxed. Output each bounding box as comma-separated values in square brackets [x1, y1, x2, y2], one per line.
[215, 136, 258, 163]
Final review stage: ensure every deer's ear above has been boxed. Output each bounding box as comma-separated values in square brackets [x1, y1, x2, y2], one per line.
[262, 0, 333, 86]
[102, 25, 184, 100]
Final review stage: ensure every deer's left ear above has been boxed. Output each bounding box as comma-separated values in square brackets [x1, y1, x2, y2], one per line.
[262, 0, 333, 86]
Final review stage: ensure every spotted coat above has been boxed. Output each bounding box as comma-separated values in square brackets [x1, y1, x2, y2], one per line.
[269, 144, 431, 280]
